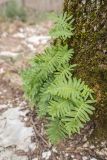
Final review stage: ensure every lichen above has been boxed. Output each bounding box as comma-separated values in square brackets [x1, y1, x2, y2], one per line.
[64, 0, 107, 140]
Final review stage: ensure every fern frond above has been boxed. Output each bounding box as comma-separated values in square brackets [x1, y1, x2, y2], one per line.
[49, 12, 74, 40]
[55, 64, 76, 80]
[22, 67, 41, 103]
[46, 77, 90, 100]
[63, 119, 84, 135]
[48, 99, 73, 118]
[37, 78, 54, 117]
[62, 98, 95, 134]
[47, 119, 67, 144]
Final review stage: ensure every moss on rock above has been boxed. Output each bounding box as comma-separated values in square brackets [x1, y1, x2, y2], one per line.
[63, 0, 107, 140]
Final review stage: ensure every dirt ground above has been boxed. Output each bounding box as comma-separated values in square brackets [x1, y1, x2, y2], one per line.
[0, 20, 107, 160]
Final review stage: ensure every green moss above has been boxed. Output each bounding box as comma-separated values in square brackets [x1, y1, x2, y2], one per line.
[64, 0, 107, 140]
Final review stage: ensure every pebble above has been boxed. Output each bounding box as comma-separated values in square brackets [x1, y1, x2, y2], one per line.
[83, 142, 89, 148]
[27, 35, 51, 45]
[90, 145, 95, 149]
[0, 51, 19, 59]
[27, 43, 36, 52]
[13, 32, 25, 38]
[0, 104, 8, 109]
[0, 68, 5, 74]
[91, 158, 97, 160]
[82, 156, 88, 160]
[42, 150, 51, 160]
[52, 147, 57, 153]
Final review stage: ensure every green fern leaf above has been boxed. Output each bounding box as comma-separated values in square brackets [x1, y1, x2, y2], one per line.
[46, 77, 84, 99]
[49, 12, 74, 40]
[48, 99, 73, 118]
[47, 119, 67, 144]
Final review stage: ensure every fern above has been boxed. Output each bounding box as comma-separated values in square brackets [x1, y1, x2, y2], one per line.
[48, 98, 72, 118]
[46, 119, 67, 144]
[49, 12, 74, 40]
[22, 12, 95, 144]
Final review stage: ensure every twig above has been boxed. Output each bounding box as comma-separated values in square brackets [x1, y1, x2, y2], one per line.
[30, 117, 49, 146]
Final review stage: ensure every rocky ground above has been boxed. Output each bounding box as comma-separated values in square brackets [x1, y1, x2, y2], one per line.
[0, 20, 107, 160]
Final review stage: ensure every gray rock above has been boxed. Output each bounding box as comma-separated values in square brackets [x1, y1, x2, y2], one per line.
[0, 149, 28, 160]
[27, 36, 51, 45]
[0, 51, 19, 60]
[0, 107, 36, 152]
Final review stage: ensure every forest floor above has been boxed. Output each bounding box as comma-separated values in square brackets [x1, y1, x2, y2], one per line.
[0, 20, 107, 160]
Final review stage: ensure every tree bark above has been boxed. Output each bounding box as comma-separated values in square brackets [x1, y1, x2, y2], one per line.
[63, 0, 107, 140]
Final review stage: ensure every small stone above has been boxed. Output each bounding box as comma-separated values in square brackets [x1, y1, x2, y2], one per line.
[65, 153, 69, 157]
[0, 51, 19, 60]
[42, 150, 51, 160]
[71, 155, 75, 158]
[2, 32, 8, 37]
[41, 39, 48, 45]
[82, 156, 88, 160]
[27, 36, 51, 45]
[83, 135, 87, 142]
[13, 32, 25, 38]
[19, 101, 27, 107]
[52, 147, 57, 153]
[24, 117, 28, 121]
[3, 90, 7, 93]
[82, 0, 86, 4]
[83, 142, 89, 148]
[90, 145, 95, 149]
[19, 28, 24, 33]
[0, 104, 8, 109]
[0, 68, 5, 74]
[91, 158, 97, 160]
[27, 43, 36, 52]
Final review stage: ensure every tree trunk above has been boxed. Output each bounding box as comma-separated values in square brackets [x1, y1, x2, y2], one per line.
[63, 0, 107, 140]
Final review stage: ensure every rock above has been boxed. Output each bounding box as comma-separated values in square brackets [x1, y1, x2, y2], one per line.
[91, 158, 97, 160]
[0, 51, 19, 60]
[19, 28, 24, 33]
[42, 150, 51, 160]
[0, 149, 28, 160]
[0, 107, 36, 152]
[27, 36, 51, 45]
[27, 43, 36, 52]
[1, 32, 8, 38]
[19, 101, 27, 107]
[41, 39, 49, 45]
[83, 142, 89, 148]
[0, 104, 8, 110]
[52, 147, 57, 153]
[71, 155, 75, 158]
[82, 156, 88, 160]
[0, 68, 5, 74]
[13, 32, 25, 38]
[90, 145, 95, 149]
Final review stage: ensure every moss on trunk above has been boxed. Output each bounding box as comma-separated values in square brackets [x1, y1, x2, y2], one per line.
[63, 0, 107, 140]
